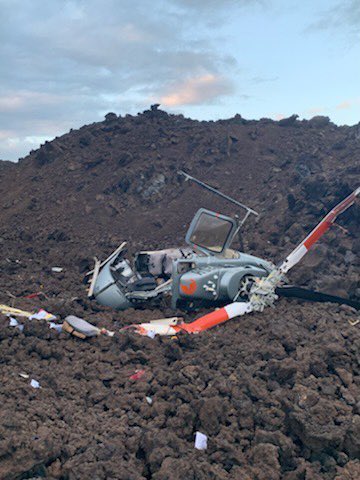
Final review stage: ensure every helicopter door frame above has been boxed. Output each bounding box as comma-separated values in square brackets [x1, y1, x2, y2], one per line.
[185, 208, 237, 256]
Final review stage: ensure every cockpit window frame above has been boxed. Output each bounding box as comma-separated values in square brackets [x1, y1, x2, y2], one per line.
[185, 208, 237, 255]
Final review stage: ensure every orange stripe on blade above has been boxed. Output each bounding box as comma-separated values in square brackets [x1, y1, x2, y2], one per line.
[303, 221, 331, 250]
[179, 308, 230, 334]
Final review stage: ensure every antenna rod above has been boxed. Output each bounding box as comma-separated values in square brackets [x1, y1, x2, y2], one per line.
[178, 170, 258, 216]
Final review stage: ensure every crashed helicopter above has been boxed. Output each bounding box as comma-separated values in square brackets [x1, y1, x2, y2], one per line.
[87, 172, 359, 337]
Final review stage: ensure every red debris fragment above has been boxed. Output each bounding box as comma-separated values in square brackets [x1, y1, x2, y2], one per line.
[129, 369, 146, 381]
[24, 292, 42, 299]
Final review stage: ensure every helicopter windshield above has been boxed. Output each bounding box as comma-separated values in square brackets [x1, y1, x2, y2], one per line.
[188, 211, 235, 253]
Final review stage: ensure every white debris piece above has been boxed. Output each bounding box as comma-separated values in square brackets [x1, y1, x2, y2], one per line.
[30, 379, 41, 389]
[51, 267, 63, 272]
[49, 322, 63, 333]
[19, 373, 29, 379]
[146, 396, 153, 405]
[29, 309, 56, 321]
[9, 317, 19, 327]
[195, 432, 208, 450]
[9, 317, 24, 332]
[147, 330, 156, 339]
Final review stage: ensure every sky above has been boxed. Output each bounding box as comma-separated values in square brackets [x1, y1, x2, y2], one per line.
[0, 0, 359, 161]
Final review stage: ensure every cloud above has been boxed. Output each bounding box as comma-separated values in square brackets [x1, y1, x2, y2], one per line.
[336, 101, 351, 110]
[0, 91, 64, 112]
[307, 0, 360, 35]
[173, 0, 264, 13]
[0, 130, 15, 141]
[0, 0, 256, 160]
[160, 73, 234, 106]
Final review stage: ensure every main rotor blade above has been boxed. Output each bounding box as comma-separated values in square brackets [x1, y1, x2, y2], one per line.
[279, 186, 359, 275]
[177, 302, 253, 334]
[276, 286, 360, 310]
[133, 302, 253, 336]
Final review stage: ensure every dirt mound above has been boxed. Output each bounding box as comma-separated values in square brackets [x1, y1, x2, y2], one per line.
[0, 107, 359, 479]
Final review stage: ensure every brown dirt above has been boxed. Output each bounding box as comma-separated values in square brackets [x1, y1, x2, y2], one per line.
[0, 107, 359, 479]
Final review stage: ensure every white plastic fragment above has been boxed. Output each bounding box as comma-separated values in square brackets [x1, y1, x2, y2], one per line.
[9, 317, 19, 327]
[30, 379, 41, 389]
[195, 432, 208, 450]
[51, 267, 63, 272]
[146, 396, 153, 405]
[102, 329, 115, 337]
[9, 317, 24, 332]
[49, 322, 63, 333]
[29, 309, 56, 321]
[146, 330, 156, 339]
[19, 373, 29, 379]
[137, 323, 178, 336]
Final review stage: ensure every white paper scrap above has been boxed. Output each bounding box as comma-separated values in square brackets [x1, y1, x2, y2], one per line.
[195, 432, 208, 450]
[51, 267, 63, 272]
[146, 396, 153, 405]
[30, 379, 41, 389]
[147, 330, 156, 339]
[19, 373, 29, 379]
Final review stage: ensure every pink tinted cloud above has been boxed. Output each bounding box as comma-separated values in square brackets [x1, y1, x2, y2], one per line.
[336, 101, 351, 110]
[0, 129, 16, 140]
[0, 91, 65, 112]
[160, 73, 233, 106]
[0, 96, 24, 111]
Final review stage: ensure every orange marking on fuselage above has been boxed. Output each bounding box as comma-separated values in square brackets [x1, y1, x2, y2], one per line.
[180, 279, 197, 295]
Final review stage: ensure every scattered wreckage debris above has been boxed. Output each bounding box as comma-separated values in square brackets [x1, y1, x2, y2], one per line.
[195, 432, 208, 451]
[129, 369, 146, 381]
[0, 304, 56, 321]
[86, 242, 127, 278]
[87, 257, 101, 298]
[1, 304, 58, 333]
[9, 317, 24, 332]
[1, 305, 114, 340]
[0, 304, 33, 318]
[30, 379, 41, 389]
[62, 315, 114, 339]
[86, 242, 127, 298]
[348, 317, 360, 327]
[51, 266, 63, 273]
[29, 309, 56, 321]
[24, 291, 49, 300]
[121, 317, 183, 337]
[1, 307, 115, 342]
